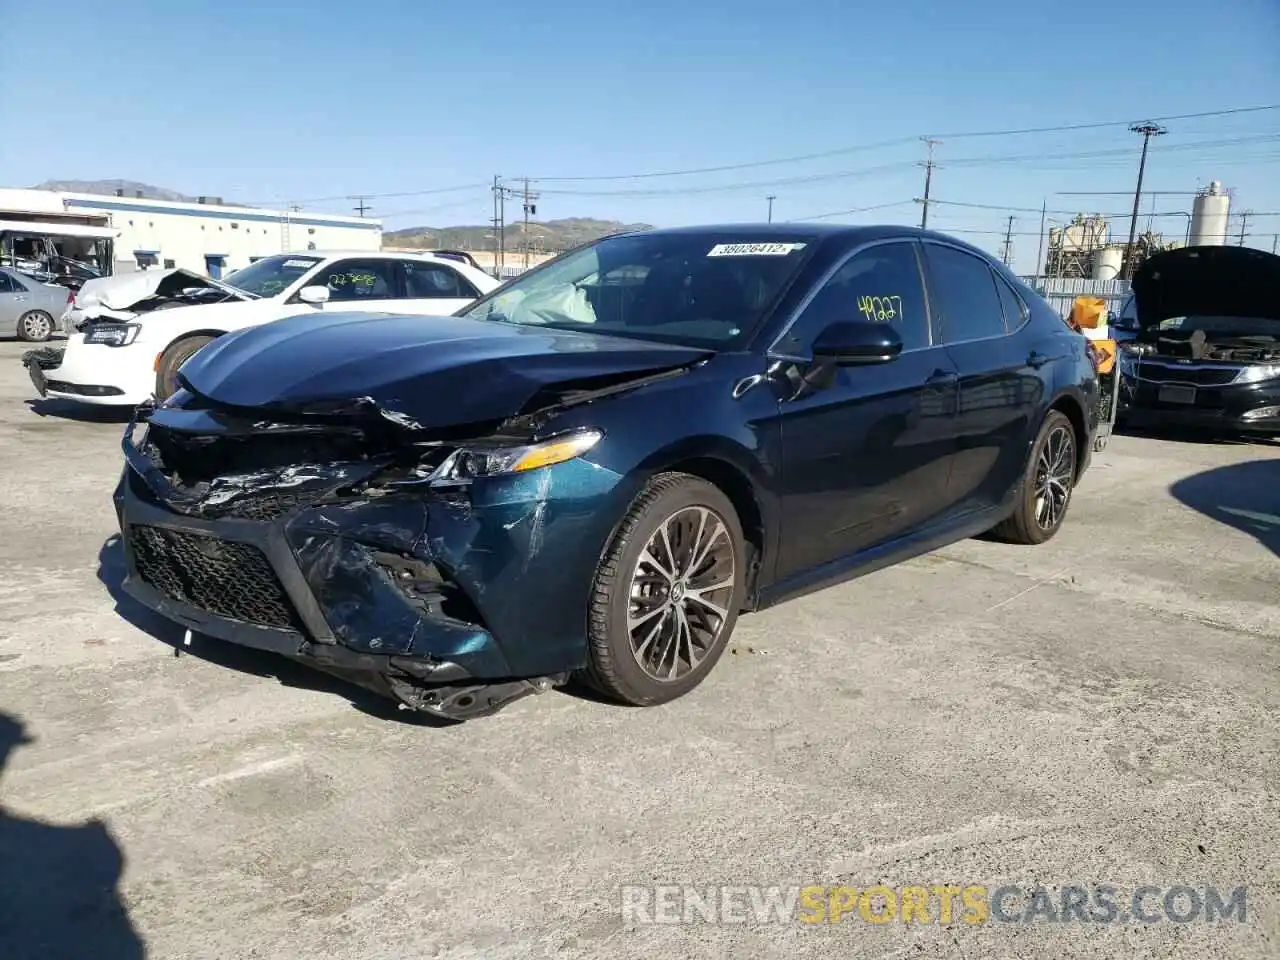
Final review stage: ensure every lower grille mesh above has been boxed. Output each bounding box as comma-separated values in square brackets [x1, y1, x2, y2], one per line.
[128, 525, 298, 630]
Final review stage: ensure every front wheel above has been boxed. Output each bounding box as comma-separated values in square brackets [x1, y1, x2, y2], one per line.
[17, 310, 54, 342]
[990, 410, 1078, 545]
[578, 472, 746, 706]
[155, 334, 216, 400]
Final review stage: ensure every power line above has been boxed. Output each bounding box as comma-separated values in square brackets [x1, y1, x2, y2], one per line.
[786, 199, 917, 221]
[525, 104, 1279, 183]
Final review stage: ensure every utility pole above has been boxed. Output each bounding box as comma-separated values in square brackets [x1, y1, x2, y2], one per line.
[766, 195, 776, 223]
[1124, 122, 1167, 277]
[521, 177, 540, 269]
[1034, 200, 1048, 282]
[352, 196, 372, 217]
[919, 138, 941, 229]
[491, 176, 502, 277]
[1000, 215, 1015, 265]
[1272, 233, 1278, 255]
[1237, 210, 1251, 246]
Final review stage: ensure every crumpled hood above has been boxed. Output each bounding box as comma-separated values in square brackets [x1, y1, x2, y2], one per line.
[76, 268, 252, 316]
[179, 311, 712, 429]
[1131, 246, 1280, 328]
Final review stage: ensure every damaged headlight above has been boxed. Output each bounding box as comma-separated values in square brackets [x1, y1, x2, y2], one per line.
[1235, 363, 1280, 384]
[385, 428, 605, 488]
[435, 428, 604, 481]
[83, 323, 141, 347]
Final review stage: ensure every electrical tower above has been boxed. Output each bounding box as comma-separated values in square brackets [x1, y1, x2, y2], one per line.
[1000, 216, 1015, 265]
[919, 138, 941, 229]
[520, 177, 540, 269]
[1124, 122, 1166, 277]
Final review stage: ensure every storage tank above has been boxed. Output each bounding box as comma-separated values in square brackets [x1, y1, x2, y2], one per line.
[1189, 181, 1231, 246]
[1093, 245, 1124, 281]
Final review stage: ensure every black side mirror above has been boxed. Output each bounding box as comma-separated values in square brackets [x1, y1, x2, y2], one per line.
[811, 320, 902, 365]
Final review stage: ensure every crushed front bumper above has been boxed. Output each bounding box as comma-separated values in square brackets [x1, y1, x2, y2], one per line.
[113, 416, 629, 719]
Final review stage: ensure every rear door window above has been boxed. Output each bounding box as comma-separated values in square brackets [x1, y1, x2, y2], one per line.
[402, 260, 479, 299]
[924, 244, 1008, 343]
[993, 272, 1029, 331]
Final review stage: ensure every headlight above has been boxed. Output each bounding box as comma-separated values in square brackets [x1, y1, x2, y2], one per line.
[83, 322, 140, 347]
[436, 428, 604, 481]
[1235, 363, 1280, 384]
[381, 428, 605, 489]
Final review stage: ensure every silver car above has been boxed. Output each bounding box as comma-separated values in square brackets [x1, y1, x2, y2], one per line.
[0, 267, 71, 341]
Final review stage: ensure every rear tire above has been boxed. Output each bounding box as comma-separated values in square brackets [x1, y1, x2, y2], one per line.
[578, 472, 746, 707]
[17, 310, 54, 343]
[990, 410, 1078, 545]
[155, 334, 216, 400]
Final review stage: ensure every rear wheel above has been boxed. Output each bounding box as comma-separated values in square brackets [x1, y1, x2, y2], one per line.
[17, 310, 54, 342]
[579, 472, 746, 706]
[990, 410, 1078, 545]
[155, 334, 216, 400]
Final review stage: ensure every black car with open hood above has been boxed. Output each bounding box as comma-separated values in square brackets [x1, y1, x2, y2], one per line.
[1117, 245, 1280, 435]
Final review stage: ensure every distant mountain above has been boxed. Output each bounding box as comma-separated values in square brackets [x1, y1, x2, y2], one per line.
[31, 179, 249, 206]
[385, 217, 652, 253]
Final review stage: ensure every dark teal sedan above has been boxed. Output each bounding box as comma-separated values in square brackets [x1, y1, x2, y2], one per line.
[112, 225, 1099, 720]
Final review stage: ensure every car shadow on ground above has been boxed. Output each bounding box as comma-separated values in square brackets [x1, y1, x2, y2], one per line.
[96, 536, 460, 728]
[25, 398, 134, 423]
[1169, 459, 1280, 559]
[0, 713, 146, 959]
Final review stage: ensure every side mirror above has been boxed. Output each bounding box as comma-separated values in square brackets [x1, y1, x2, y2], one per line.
[298, 285, 331, 305]
[811, 321, 902, 365]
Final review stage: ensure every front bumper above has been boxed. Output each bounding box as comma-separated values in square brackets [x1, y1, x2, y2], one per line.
[113, 418, 631, 714]
[31, 333, 154, 406]
[1119, 369, 1280, 434]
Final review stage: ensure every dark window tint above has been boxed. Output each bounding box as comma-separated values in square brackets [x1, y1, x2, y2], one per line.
[403, 261, 478, 299]
[0, 272, 17, 293]
[925, 244, 1007, 343]
[993, 272, 1028, 330]
[313, 259, 399, 302]
[787, 241, 930, 352]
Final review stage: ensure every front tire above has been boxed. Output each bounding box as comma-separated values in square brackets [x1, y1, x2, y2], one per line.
[579, 472, 746, 706]
[990, 410, 1078, 545]
[155, 334, 216, 400]
[17, 310, 54, 342]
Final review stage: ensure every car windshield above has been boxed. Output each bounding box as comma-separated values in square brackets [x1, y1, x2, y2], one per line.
[222, 255, 323, 298]
[1158, 315, 1279, 336]
[458, 232, 817, 348]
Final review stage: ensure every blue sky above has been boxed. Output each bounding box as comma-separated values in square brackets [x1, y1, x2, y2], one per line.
[2, 0, 1278, 271]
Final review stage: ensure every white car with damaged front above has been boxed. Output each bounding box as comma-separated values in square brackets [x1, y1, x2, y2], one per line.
[26, 250, 500, 406]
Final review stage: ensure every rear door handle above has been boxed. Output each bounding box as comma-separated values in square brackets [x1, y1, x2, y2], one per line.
[926, 368, 958, 384]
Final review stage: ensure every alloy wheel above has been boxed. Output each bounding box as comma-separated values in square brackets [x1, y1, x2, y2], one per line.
[1034, 425, 1075, 531]
[627, 506, 736, 682]
[21, 312, 51, 341]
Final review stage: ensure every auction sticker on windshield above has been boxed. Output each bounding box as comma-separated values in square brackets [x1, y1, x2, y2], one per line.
[707, 243, 807, 257]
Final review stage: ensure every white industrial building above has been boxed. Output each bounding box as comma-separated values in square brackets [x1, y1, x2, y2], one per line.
[0, 187, 381, 279]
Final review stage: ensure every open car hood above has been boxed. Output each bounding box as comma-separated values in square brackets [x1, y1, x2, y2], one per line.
[1130, 246, 1280, 328]
[178, 311, 712, 431]
[77, 268, 254, 316]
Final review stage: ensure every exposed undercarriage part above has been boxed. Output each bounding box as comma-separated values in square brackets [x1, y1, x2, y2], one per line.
[21, 346, 65, 371]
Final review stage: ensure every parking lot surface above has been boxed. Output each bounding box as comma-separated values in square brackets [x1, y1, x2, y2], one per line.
[0, 339, 1276, 959]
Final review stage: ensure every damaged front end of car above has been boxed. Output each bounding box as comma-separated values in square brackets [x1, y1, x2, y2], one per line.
[112, 363, 692, 721]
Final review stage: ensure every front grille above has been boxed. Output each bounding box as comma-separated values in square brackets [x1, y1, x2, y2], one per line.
[127, 525, 299, 630]
[144, 425, 375, 486]
[1135, 362, 1239, 387]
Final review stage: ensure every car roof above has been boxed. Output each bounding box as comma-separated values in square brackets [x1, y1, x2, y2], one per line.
[608, 222, 994, 255]
[282, 249, 459, 262]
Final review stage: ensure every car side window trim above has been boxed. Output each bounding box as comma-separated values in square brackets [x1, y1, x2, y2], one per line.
[991, 268, 1030, 334]
[920, 240, 1012, 347]
[766, 237, 938, 359]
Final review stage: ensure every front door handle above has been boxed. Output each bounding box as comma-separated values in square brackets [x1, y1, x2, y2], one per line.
[926, 368, 958, 384]
[1027, 351, 1050, 369]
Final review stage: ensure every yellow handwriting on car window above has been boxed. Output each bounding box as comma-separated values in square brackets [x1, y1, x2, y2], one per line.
[329, 273, 378, 288]
[857, 294, 904, 323]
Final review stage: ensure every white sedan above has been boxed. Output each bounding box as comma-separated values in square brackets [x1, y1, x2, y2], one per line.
[28, 250, 500, 405]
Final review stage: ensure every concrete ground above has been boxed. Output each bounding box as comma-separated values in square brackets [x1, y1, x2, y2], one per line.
[0, 337, 1276, 960]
